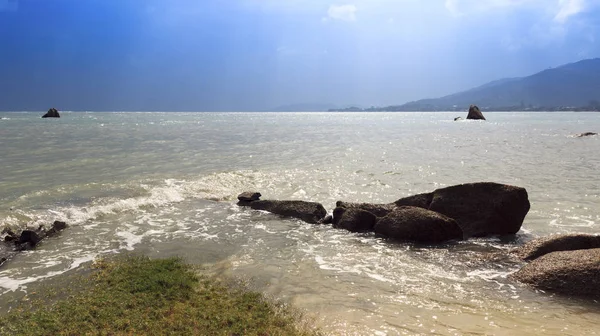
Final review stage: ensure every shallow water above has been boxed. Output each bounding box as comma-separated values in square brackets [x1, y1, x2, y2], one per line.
[1, 112, 599, 335]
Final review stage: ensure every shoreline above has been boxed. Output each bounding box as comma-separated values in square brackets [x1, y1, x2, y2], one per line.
[0, 255, 321, 336]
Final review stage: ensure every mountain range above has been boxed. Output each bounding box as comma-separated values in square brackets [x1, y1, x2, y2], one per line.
[330, 58, 600, 112]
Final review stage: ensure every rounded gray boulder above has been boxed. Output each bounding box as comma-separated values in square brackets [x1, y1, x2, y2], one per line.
[511, 248, 600, 299]
[374, 206, 463, 244]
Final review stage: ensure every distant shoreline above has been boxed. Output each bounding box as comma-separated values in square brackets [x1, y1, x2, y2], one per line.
[2, 110, 600, 113]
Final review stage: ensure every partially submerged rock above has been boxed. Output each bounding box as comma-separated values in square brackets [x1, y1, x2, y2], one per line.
[238, 192, 261, 202]
[512, 234, 600, 261]
[374, 206, 463, 244]
[511, 248, 600, 298]
[42, 108, 60, 118]
[466, 105, 486, 120]
[577, 132, 597, 137]
[246, 200, 327, 224]
[332, 207, 377, 233]
[0, 220, 68, 267]
[394, 182, 530, 238]
[335, 201, 396, 218]
[237, 192, 262, 206]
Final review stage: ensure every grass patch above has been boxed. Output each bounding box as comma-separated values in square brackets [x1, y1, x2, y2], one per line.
[0, 255, 321, 336]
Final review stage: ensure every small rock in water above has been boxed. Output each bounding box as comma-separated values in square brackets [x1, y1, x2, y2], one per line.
[577, 132, 597, 137]
[46, 221, 68, 237]
[454, 117, 462, 121]
[237, 192, 261, 202]
[42, 108, 60, 118]
[466, 105, 486, 120]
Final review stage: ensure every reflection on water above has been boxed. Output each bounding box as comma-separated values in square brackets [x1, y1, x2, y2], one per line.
[1, 112, 599, 335]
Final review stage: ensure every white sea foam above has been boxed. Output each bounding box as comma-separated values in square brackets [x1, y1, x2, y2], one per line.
[0, 253, 97, 293]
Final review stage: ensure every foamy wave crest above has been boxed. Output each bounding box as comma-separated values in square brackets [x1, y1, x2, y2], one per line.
[46, 171, 291, 225]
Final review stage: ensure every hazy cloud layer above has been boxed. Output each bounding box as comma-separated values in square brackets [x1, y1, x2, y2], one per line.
[0, 0, 599, 111]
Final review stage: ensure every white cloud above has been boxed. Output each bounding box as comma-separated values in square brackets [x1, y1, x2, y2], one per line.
[554, 0, 586, 23]
[327, 4, 357, 21]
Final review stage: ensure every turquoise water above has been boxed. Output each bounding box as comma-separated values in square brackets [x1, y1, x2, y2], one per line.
[1, 112, 599, 335]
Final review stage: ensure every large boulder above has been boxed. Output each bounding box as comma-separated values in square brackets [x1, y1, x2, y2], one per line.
[42, 108, 60, 118]
[248, 200, 327, 224]
[466, 105, 485, 120]
[335, 201, 396, 218]
[512, 234, 600, 261]
[332, 207, 377, 233]
[374, 206, 463, 244]
[511, 248, 600, 298]
[394, 182, 530, 238]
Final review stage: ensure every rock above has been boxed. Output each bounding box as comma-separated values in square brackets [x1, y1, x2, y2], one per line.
[17, 230, 40, 246]
[335, 201, 396, 218]
[332, 207, 377, 233]
[394, 182, 530, 238]
[248, 200, 327, 224]
[577, 132, 597, 137]
[42, 108, 60, 118]
[454, 117, 463, 121]
[318, 214, 333, 225]
[374, 206, 463, 244]
[511, 248, 600, 298]
[512, 234, 600, 261]
[46, 221, 68, 237]
[394, 193, 433, 209]
[466, 105, 486, 120]
[237, 192, 261, 202]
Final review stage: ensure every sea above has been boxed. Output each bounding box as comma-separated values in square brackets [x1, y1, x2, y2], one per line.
[0, 111, 599, 335]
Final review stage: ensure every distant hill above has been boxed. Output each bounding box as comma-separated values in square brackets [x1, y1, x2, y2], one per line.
[332, 58, 600, 112]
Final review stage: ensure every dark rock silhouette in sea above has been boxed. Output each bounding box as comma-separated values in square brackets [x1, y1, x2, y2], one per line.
[42, 108, 60, 118]
[466, 105, 486, 120]
[0, 220, 68, 267]
[512, 234, 600, 261]
[511, 248, 600, 299]
[332, 207, 377, 233]
[394, 182, 530, 238]
[577, 132, 597, 137]
[239, 198, 327, 224]
[238, 192, 261, 202]
[454, 117, 463, 121]
[237, 192, 261, 206]
[374, 206, 463, 244]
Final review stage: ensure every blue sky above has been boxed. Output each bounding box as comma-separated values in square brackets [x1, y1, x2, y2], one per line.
[1, 0, 599, 111]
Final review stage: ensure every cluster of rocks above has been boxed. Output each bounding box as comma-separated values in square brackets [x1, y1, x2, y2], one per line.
[0, 220, 67, 267]
[237, 183, 600, 300]
[239, 183, 530, 243]
[42, 108, 60, 118]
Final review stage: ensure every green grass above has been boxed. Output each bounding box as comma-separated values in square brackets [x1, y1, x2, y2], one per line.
[0, 255, 321, 336]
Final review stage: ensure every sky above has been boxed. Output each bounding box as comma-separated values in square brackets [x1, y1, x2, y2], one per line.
[1, 0, 599, 111]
